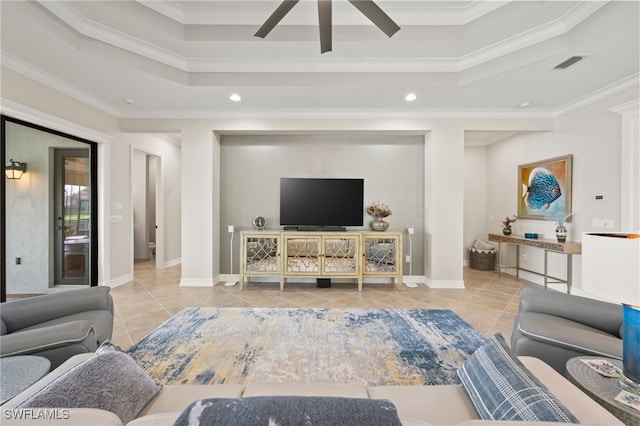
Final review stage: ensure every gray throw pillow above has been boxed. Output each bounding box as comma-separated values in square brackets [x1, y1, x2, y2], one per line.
[173, 396, 402, 426]
[457, 333, 578, 422]
[19, 341, 162, 424]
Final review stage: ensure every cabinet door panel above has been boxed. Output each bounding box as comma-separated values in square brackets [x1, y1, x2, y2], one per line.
[322, 236, 359, 275]
[285, 236, 321, 274]
[364, 236, 400, 274]
[243, 235, 280, 273]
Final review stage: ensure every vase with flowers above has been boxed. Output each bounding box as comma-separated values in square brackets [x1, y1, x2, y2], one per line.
[367, 202, 392, 231]
[501, 215, 518, 235]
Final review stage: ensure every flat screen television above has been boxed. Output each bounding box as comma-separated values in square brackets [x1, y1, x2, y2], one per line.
[280, 178, 364, 230]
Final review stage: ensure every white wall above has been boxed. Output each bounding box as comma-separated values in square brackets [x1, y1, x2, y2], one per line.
[483, 88, 637, 292]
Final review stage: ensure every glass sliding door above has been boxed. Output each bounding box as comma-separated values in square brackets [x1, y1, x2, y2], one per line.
[54, 149, 91, 285]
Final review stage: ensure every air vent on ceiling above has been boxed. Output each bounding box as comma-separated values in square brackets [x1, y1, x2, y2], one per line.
[553, 56, 585, 69]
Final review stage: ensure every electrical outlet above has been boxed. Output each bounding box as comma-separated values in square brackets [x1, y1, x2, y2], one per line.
[407, 228, 414, 235]
[521, 253, 527, 260]
[16, 257, 21, 265]
[405, 255, 411, 263]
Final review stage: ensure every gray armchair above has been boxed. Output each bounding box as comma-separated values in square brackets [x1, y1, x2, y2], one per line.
[1, 286, 114, 369]
[511, 287, 622, 375]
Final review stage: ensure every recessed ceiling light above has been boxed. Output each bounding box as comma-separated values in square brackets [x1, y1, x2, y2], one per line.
[229, 94, 242, 102]
[519, 101, 532, 108]
[405, 93, 417, 102]
[124, 98, 135, 105]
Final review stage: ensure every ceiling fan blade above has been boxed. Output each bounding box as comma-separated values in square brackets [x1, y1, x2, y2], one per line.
[254, 0, 300, 38]
[348, 0, 400, 38]
[318, 0, 332, 53]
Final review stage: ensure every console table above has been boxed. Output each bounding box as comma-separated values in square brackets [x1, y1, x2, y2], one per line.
[488, 233, 581, 294]
[240, 231, 403, 292]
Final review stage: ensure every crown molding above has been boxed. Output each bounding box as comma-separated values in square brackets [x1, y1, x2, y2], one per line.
[1, 52, 122, 117]
[154, 133, 182, 145]
[37, 1, 604, 74]
[136, 0, 508, 26]
[553, 74, 640, 117]
[0, 98, 113, 143]
[38, 1, 187, 70]
[609, 98, 640, 115]
[458, 1, 605, 70]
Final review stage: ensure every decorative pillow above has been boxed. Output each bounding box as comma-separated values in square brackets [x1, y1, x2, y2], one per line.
[173, 396, 402, 426]
[457, 333, 579, 423]
[20, 340, 162, 424]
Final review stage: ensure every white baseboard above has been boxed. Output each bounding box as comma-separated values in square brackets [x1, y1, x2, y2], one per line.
[162, 257, 181, 269]
[180, 278, 215, 287]
[106, 273, 134, 288]
[427, 279, 465, 289]
[403, 275, 425, 288]
[218, 274, 240, 286]
[218, 274, 240, 281]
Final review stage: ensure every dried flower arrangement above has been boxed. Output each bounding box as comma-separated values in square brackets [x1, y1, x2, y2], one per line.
[367, 202, 392, 219]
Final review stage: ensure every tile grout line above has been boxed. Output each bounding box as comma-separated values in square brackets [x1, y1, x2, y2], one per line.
[112, 300, 135, 347]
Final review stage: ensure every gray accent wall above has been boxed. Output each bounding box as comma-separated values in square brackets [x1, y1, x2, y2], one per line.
[219, 134, 425, 276]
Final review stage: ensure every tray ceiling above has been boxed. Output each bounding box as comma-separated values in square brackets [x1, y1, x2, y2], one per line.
[0, 1, 638, 119]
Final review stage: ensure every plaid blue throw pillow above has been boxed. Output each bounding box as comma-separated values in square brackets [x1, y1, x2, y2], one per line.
[457, 333, 579, 423]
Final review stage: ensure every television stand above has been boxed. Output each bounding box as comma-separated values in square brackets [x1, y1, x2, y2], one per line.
[240, 230, 403, 292]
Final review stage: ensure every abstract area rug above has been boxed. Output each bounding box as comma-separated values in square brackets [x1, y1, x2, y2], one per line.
[127, 308, 487, 386]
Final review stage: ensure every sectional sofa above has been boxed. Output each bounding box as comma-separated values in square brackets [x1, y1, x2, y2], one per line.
[2, 336, 623, 426]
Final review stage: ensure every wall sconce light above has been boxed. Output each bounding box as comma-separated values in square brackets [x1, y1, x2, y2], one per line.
[5, 159, 27, 180]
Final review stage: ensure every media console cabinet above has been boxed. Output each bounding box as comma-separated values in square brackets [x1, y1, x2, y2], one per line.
[240, 231, 403, 292]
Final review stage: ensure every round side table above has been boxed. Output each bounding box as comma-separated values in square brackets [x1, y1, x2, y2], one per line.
[0, 355, 51, 404]
[566, 356, 639, 426]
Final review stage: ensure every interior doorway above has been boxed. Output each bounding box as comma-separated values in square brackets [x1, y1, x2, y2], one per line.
[132, 149, 161, 270]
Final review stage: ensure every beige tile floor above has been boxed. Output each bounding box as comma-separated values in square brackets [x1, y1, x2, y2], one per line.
[111, 260, 537, 350]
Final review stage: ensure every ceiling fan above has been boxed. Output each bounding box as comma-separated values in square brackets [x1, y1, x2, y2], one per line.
[255, 0, 401, 54]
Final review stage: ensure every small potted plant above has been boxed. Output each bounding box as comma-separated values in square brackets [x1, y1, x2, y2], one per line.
[501, 215, 518, 235]
[367, 202, 392, 231]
